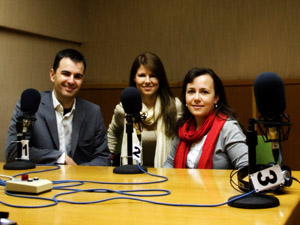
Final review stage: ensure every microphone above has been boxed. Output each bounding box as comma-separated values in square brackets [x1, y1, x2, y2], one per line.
[121, 86, 142, 120]
[4, 88, 41, 170]
[254, 72, 290, 163]
[254, 72, 286, 122]
[228, 72, 292, 209]
[21, 88, 41, 114]
[121, 87, 146, 141]
[121, 87, 142, 113]
[113, 87, 147, 174]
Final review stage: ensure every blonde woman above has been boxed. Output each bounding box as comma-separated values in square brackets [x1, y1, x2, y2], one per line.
[108, 52, 181, 168]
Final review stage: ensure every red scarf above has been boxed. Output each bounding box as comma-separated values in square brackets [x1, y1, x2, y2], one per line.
[173, 112, 227, 169]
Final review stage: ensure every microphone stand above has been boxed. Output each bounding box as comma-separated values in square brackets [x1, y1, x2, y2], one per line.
[3, 116, 35, 170]
[113, 114, 147, 174]
[228, 118, 279, 209]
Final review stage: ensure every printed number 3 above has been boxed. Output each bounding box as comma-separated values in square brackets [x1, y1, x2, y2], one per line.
[257, 170, 277, 186]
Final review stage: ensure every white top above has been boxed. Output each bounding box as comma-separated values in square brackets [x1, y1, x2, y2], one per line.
[52, 91, 76, 164]
[186, 135, 207, 168]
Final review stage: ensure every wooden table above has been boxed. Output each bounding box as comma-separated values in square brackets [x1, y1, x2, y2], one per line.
[0, 164, 299, 225]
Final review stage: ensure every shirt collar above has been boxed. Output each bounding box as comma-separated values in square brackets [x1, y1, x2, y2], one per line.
[52, 91, 76, 112]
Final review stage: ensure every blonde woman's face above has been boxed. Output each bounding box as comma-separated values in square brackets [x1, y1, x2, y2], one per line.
[134, 65, 159, 98]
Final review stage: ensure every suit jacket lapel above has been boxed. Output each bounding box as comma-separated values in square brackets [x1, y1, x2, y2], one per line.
[41, 92, 59, 149]
[70, 98, 85, 157]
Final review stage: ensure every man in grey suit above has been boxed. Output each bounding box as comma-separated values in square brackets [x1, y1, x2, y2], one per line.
[6, 49, 110, 166]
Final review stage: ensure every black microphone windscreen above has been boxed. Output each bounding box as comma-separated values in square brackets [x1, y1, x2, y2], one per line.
[254, 72, 286, 118]
[121, 87, 142, 114]
[20, 88, 41, 113]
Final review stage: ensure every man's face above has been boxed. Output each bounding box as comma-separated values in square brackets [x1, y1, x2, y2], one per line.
[50, 57, 84, 106]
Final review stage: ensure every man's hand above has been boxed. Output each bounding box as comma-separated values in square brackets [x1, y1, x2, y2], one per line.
[65, 155, 77, 165]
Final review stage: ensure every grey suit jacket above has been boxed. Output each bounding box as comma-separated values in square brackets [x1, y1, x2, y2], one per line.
[6, 91, 110, 166]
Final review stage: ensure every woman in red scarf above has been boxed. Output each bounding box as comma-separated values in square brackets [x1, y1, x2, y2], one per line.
[164, 68, 248, 169]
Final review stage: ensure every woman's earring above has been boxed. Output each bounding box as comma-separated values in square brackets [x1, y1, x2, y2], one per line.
[214, 103, 218, 108]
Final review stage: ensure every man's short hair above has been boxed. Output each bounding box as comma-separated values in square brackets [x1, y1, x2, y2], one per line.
[52, 49, 87, 73]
